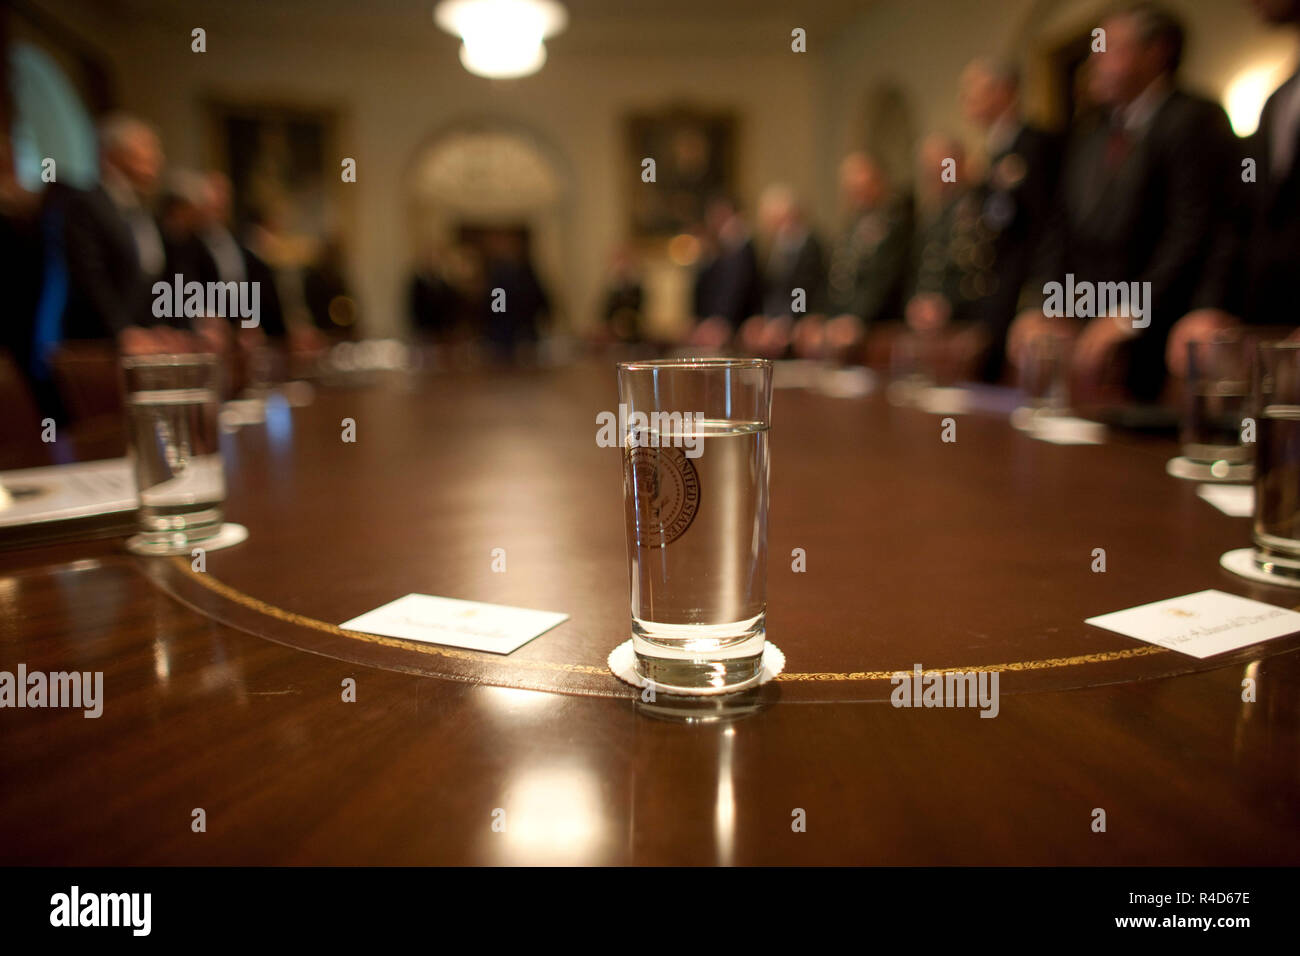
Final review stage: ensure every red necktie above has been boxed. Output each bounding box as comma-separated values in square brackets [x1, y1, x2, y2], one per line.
[1105, 121, 1132, 171]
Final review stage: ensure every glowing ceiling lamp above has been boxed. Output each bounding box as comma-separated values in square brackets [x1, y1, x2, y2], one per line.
[434, 0, 568, 79]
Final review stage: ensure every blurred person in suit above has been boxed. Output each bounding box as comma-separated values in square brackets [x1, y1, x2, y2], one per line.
[158, 171, 209, 290]
[156, 170, 276, 355]
[244, 201, 327, 358]
[597, 244, 645, 344]
[0, 130, 47, 405]
[690, 194, 761, 347]
[901, 135, 989, 382]
[825, 152, 913, 330]
[959, 57, 1060, 383]
[62, 113, 187, 354]
[758, 183, 826, 319]
[1166, 0, 1300, 371]
[195, 171, 285, 340]
[1008, 2, 1234, 403]
[409, 241, 466, 343]
[740, 184, 826, 357]
[480, 229, 549, 361]
[905, 134, 985, 333]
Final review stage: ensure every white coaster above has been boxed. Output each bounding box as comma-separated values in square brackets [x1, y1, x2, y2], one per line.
[607, 640, 785, 696]
[1198, 484, 1254, 517]
[1167, 456, 1253, 483]
[1220, 547, 1300, 589]
[127, 521, 248, 556]
[1011, 405, 1071, 432]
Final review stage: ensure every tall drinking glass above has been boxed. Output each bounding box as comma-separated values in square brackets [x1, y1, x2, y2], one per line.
[616, 358, 773, 693]
[1183, 335, 1251, 467]
[887, 331, 932, 406]
[122, 353, 226, 555]
[1252, 342, 1300, 579]
[1020, 332, 1069, 415]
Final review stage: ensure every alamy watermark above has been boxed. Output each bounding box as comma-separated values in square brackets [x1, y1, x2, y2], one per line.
[50, 886, 150, 936]
[891, 663, 1000, 718]
[596, 404, 705, 458]
[1042, 273, 1151, 329]
[152, 274, 260, 328]
[0, 664, 103, 718]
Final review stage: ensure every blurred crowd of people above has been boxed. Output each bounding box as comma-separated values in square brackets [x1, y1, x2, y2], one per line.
[5, 0, 1300, 422]
[598, 0, 1300, 406]
[407, 229, 551, 362]
[0, 113, 350, 418]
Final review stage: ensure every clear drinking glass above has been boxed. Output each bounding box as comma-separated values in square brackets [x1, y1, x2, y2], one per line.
[1183, 335, 1251, 466]
[1252, 342, 1300, 579]
[617, 358, 773, 693]
[122, 353, 226, 555]
[1019, 332, 1069, 416]
[887, 331, 932, 406]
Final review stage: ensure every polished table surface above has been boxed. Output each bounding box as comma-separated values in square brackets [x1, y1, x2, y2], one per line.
[2, 358, 1299, 864]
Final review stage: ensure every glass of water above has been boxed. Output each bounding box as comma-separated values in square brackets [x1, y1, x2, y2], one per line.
[1019, 332, 1069, 416]
[1183, 335, 1252, 469]
[617, 358, 773, 693]
[1252, 341, 1300, 579]
[122, 353, 226, 555]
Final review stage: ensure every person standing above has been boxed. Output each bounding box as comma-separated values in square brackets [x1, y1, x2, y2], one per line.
[959, 58, 1060, 383]
[62, 113, 179, 354]
[1010, 3, 1234, 403]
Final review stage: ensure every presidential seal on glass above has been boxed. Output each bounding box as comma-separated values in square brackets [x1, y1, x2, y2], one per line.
[616, 358, 773, 693]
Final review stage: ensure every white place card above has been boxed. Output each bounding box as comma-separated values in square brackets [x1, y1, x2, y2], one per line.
[340, 594, 568, 654]
[917, 386, 972, 415]
[1086, 589, 1300, 659]
[1029, 416, 1106, 445]
[1196, 483, 1254, 517]
[815, 366, 876, 399]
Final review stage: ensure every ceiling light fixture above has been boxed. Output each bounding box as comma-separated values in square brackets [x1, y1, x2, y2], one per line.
[434, 0, 568, 80]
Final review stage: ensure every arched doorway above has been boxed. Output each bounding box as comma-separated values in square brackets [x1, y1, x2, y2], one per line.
[404, 122, 571, 341]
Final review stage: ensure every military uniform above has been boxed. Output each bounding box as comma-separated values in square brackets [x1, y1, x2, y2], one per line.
[826, 197, 914, 326]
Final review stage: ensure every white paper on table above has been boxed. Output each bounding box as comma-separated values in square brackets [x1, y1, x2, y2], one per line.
[1085, 588, 1300, 659]
[339, 593, 568, 654]
[0, 458, 137, 527]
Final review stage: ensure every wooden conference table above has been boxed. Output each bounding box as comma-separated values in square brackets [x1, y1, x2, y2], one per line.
[2, 357, 1298, 865]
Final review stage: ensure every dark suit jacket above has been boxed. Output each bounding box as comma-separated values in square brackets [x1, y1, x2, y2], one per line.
[694, 236, 762, 328]
[762, 232, 826, 317]
[826, 196, 914, 325]
[61, 185, 160, 340]
[410, 270, 462, 337]
[189, 231, 287, 337]
[1032, 90, 1234, 400]
[972, 124, 1060, 382]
